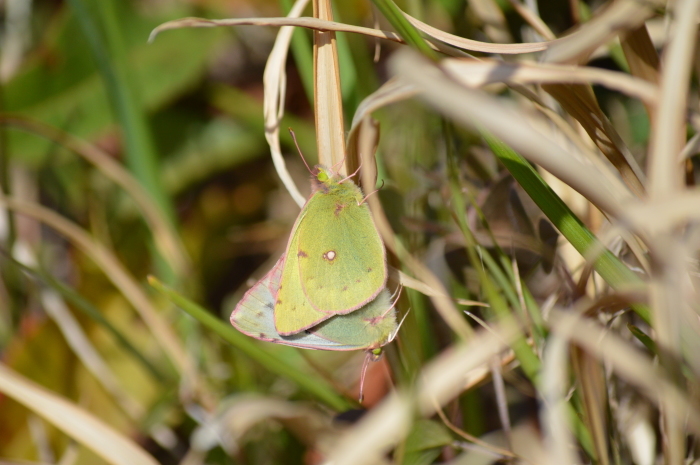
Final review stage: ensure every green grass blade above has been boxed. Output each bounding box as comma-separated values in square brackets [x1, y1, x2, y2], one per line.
[627, 323, 656, 355]
[67, 0, 172, 219]
[371, 0, 437, 59]
[67, 0, 176, 282]
[484, 134, 650, 323]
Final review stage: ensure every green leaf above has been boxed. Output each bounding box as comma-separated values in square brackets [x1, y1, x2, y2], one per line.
[404, 419, 453, 452]
[402, 419, 453, 465]
[371, 0, 437, 59]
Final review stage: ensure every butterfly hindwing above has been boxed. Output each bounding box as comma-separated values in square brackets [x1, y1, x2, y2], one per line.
[231, 256, 397, 350]
[311, 289, 397, 349]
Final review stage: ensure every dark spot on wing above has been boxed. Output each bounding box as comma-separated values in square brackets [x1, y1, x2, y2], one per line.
[256, 311, 264, 318]
[342, 286, 348, 291]
[298, 250, 308, 258]
[367, 268, 372, 272]
[356, 279, 361, 283]
[259, 333, 266, 338]
[264, 302, 274, 310]
[334, 203, 346, 216]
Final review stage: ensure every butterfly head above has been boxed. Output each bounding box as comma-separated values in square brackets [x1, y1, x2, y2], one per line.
[315, 166, 331, 182]
[311, 165, 340, 193]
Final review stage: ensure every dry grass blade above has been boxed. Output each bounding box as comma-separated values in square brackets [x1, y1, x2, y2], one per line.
[389, 50, 635, 217]
[346, 79, 418, 179]
[490, 357, 513, 450]
[433, 399, 517, 459]
[542, 0, 661, 64]
[468, 0, 512, 44]
[572, 347, 610, 465]
[149, 16, 404, 46]
[356, 118, 474, 340]
[620, 25, 660, 118]
[550, 309, 700, 435]
[0, 196, 197, 388]
[402, 11, 550, 54]
[541, 332, 579, 465]
[325, 322, 519, 465]
[679, 132, 700, 161]
[643, 2, 700, 459]
[394, 269, 488, 307]
[647, 0, 700, 195]
[443, 61, 649, 194]
[621, 190, 700, 234]
[262, 0, 310, 207]
[203, 395, 330, 454]
[150, 12, 550, 57]
[1, 116, 190, 276]
[541, 83, 646, 197]
[620, 26, 660, 84]
[41, 289, 144, 420]
[506, 0, 555, 40]
[0, 363, 159, 465]
[349, 79, 419, 134]
[441, 59, 659, 107]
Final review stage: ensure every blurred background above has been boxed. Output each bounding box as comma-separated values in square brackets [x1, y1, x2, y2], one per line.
[0, 0, 696, 464]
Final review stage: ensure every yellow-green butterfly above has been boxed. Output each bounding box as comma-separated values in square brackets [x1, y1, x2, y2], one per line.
[230, 256, 398, 350]
[273, 165, 387, 336]
[230, 163, 397, 351]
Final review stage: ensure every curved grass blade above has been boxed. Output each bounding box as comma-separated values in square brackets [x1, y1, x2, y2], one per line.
[0, 363, 159, 465]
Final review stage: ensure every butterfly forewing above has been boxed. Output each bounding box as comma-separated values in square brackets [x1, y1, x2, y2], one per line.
[296, 180, 387, 314]
[274, 229, 339, 335]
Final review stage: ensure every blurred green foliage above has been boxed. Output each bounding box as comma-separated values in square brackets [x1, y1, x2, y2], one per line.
[0, 0, 693, 464]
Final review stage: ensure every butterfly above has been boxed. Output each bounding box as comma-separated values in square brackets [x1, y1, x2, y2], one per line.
[231, 165, 398, 350]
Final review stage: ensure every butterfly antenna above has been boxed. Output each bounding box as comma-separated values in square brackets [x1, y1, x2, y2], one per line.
[330, 153, 348, 175]
[359, 179, 384, 205]
[288, 127, 313, 174]
[339, 163, 363, 184]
